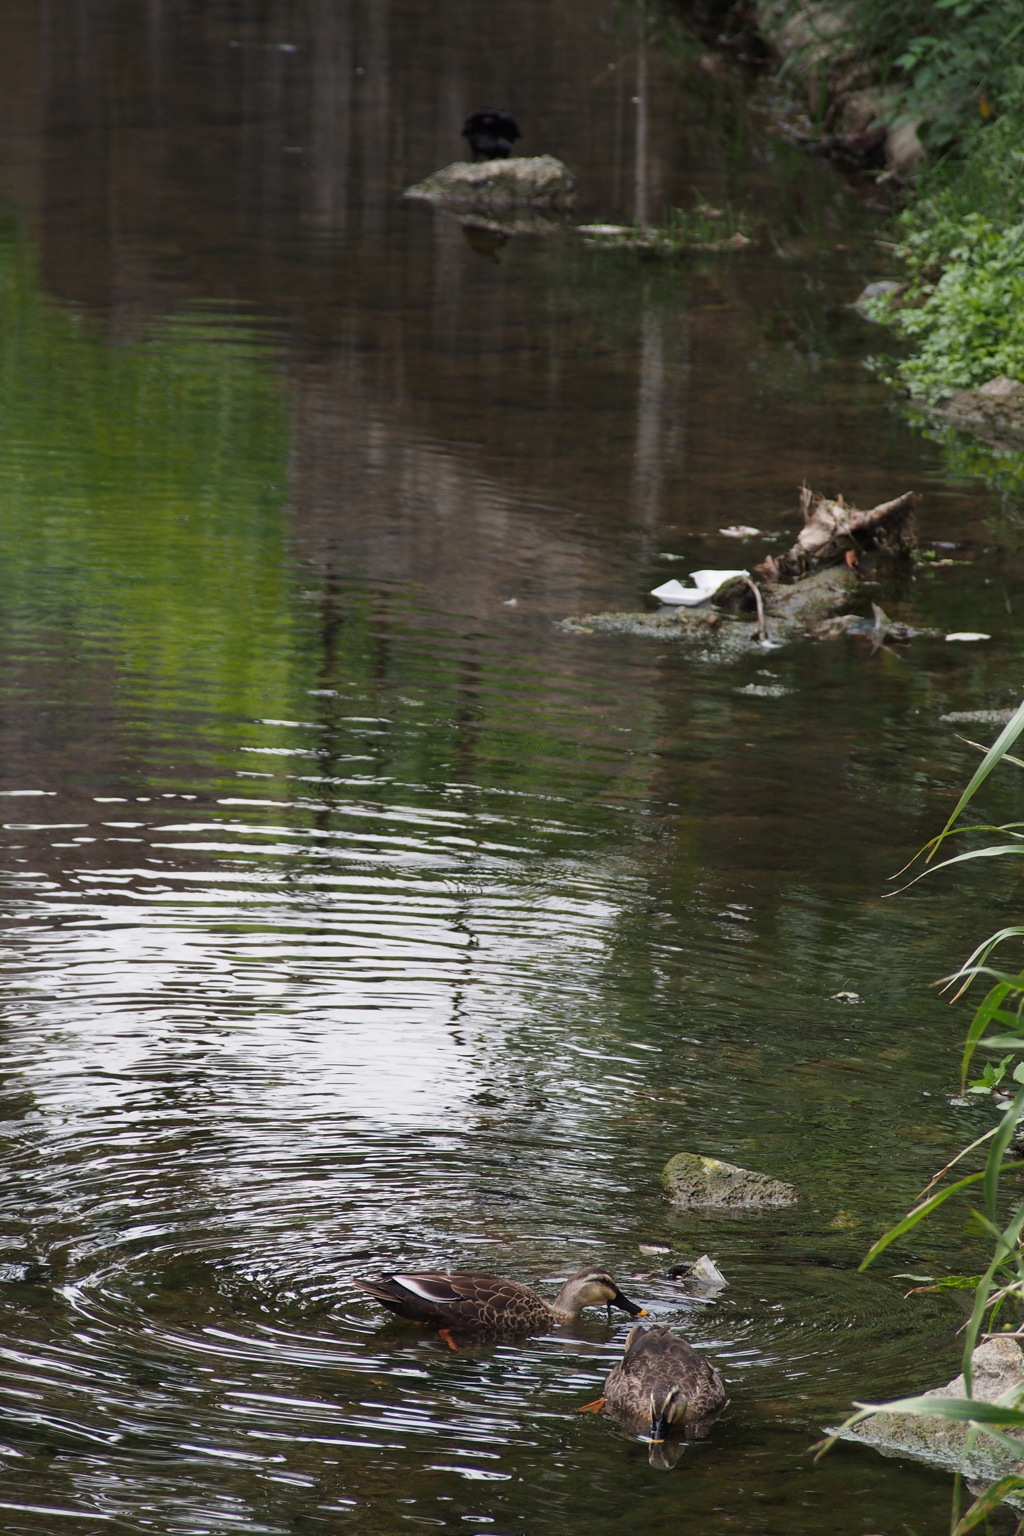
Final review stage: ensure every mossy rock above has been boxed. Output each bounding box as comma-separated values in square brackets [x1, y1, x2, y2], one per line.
[661, 1153, 799, 1209]
[404, 156, 576, 212]
[839, 1336, 1024, 1496]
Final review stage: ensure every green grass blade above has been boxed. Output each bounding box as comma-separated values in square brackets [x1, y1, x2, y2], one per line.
[963, 1199, 1024, 1393]
[952, 1477, 1024, 1536]
[962, 982, 1019, 1085]
[931, 697, 1024, 857]
[985, 1088, 1024, 1218]
[930, 847, 1024, 873]
[890, 846, 1024, 898]
[850, 1395, 1024, 1425]
[946, 929, 1024, 1001]
[973, 1422, 1024, 1459]
[861, 1171, 989, 1268]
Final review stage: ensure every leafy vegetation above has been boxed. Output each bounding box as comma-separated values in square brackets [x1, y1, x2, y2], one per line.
[862, 102, 1024, 399]
[817, 696, 1024, 1515]
[797, 0, 1024, 404]
[848, 0, 1024, 153]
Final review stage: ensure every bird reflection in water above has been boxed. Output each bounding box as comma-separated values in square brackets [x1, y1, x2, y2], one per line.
[462, 223, 509, 262]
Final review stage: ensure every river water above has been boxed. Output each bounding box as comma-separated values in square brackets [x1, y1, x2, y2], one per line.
[1, 3, 1023, 1534]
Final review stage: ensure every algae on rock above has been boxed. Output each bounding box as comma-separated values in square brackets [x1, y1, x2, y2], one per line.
[662, 1152, 799, 1209]
[839, 1336, 1024, 1494]
[404, 156, 576, 213]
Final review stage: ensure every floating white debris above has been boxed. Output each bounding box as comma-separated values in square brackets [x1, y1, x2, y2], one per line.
[672, 1254, 727, 1290]
[945, 632, 991, 642]
[650, 579, 699, 605]
[719, 525, 761, 539]
[735, 683, 791, 698]
[941, 708, 1015, 724]
[577, 223, 631, 235]
[638, 1243, 671, 1256]
[650, 569, 748, 606]
[830, 990, 862, 1003]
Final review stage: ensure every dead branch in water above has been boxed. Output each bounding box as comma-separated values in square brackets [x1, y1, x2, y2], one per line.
[756, 486, 918, 583]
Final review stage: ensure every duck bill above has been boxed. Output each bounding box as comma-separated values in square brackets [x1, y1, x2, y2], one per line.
[611, 1288, 646, 1318]
[649, 1412, 670, 1444]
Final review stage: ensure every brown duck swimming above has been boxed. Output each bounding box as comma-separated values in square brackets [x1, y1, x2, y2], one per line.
[357, 1266, 645, 1343]
[581, 1323, 727, 1468]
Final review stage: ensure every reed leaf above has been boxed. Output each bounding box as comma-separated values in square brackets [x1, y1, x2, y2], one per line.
[985, 1090, 1024, 1218]
[861, 1171, 991, 1268]
[951, 1475, 1024, 1535]
[963, 1199, 1024, 1394]
[931, 698, 1024, 857]
[962, 982, 1024, 1084]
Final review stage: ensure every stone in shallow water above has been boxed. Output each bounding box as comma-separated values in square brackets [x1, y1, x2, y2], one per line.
[930, 375, 1024, 451]
[840, 1336, 1024, 1493]
[941, 708, 1015, 724]
[661, 1152, 799, 1208]
[404, 156, 576, 212]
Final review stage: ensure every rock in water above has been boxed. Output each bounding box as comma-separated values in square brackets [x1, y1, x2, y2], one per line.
[930, 376, 1024, 452]
[840, 1336, 1024, 1490]
[661, 1153, 799, 1208]
[404, 156, 576, 213]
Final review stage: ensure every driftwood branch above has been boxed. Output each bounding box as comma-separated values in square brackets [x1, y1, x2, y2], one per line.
[756, 486, 918, 584]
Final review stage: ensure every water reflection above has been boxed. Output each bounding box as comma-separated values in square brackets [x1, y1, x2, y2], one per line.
[0, 1, 1021, 1534]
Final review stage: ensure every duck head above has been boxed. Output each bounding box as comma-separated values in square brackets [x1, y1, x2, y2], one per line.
[648, 1383, 687, 1444]
[554, 1268, 646, 1319]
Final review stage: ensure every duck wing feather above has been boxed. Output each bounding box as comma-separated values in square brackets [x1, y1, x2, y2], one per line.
[357, 1271, 552, 1333]
[604, 1324, 727, 1426]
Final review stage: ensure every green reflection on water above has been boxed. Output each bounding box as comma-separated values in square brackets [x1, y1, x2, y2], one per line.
[0, 213, 293, 721]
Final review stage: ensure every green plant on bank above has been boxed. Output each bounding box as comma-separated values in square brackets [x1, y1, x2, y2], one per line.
[862, 96, 1024, 400]
[865, 211, 1024, 399]
[802, 0, 1024, 409]
[846, 0, 1024, 151]
[817, 696, 1024, 1531]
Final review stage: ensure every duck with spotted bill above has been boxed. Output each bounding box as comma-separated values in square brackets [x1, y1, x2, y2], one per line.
[580, 1323, 727, 1468]
[357, 1266, 646, 1345]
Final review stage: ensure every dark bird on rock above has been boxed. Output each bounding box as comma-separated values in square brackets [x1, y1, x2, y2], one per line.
[580, 1323, 727, 1468]
[461, 109, 521, 160]
[357, 1266, 645, 1343]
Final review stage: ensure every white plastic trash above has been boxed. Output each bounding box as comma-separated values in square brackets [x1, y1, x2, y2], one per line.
[676, 1254, 728, 1290]
[651, 570, 748, 606]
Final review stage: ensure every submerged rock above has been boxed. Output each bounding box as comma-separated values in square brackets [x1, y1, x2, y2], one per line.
[662, 1153, 799, 1209]
[404, 156, 576, 212]
[559, 564, 860, 657]
[578, 222, 751, 255]
[557, 607, 792, 659]
[756, 563, 858, 620]
[840, 1336, 1024, 1490]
